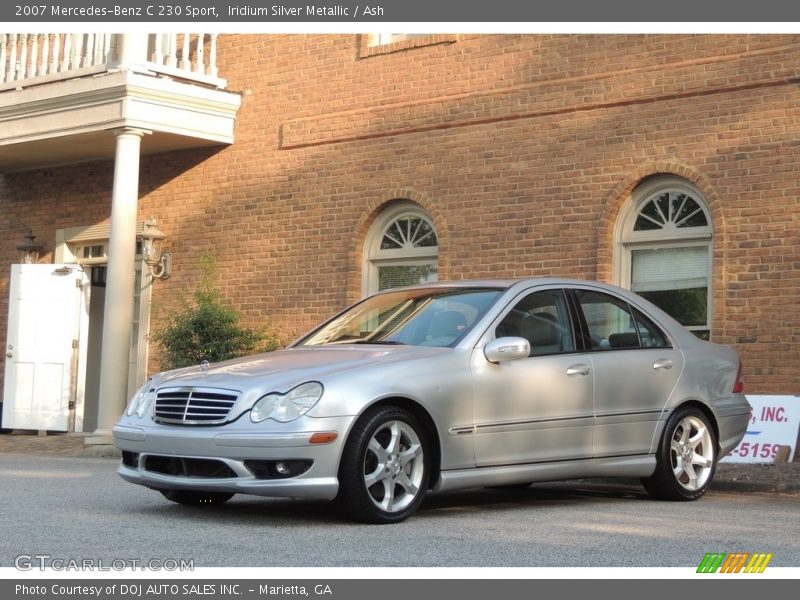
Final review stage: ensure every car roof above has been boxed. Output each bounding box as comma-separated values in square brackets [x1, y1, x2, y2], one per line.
[383, 277, 606, 292]
[388, 277, 703, 349]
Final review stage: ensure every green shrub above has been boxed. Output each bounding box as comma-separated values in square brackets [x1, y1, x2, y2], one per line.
[153, 257, 280, 370]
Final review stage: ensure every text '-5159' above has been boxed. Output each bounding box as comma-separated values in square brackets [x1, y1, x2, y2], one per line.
[732, 442, 781, 459]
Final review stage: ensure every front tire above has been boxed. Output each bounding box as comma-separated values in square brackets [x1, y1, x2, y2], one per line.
[642, 407, 717, 501]
[159, 489, 234, 506]
[337, 406, 429, 524]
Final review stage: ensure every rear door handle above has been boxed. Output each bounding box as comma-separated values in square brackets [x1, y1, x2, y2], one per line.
[566, 364, 591, 377]
[653, 359, 674, 371]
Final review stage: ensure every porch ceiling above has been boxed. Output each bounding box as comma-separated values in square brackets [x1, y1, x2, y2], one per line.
[0, 69, 241, 173]
[0, 130, 224, 172]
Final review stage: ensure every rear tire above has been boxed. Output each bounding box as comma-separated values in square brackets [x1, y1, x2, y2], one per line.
[159, 489, 234, 505]
[336, 406, 430, 524]
[642, 407, 717, 501]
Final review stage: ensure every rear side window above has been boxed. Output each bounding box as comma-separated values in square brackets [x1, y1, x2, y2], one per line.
[574, 289, 640, 350]
[631, 306, 670, 348]
[573, 289, 670, 350]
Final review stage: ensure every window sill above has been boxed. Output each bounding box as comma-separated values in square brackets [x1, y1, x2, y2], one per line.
[358, 34, 458, 59]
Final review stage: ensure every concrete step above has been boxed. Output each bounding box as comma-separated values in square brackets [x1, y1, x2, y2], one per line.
[0, 431, 113, 456]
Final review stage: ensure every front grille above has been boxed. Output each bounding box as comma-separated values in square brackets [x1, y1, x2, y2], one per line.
[144, 455, 237, 478]
[153, 387, 239, 425]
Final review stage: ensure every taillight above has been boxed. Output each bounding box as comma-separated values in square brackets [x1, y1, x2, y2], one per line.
[732, 361, 744, 394]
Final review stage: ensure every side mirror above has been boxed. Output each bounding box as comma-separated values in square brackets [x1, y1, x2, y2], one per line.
[484, 337, 530, 363]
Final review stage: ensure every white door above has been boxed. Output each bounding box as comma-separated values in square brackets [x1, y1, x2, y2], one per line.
[2, 264, 87, 431]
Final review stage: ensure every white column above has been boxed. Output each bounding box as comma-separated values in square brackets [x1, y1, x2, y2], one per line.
[88, 127, 148, 444]
[113, 33, 148, 69]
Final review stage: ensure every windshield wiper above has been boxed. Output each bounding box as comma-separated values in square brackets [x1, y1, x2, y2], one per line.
[351, 340, 406, 345]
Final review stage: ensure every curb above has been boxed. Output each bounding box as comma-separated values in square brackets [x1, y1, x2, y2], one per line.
[74, 445, 122, 459]
[564, 477, 800, 497]
[710, 480, 800, 496]
[2, 440, 798, 495]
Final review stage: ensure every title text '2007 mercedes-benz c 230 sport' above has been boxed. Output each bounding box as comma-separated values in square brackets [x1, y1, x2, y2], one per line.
[113, 278, 749, 523]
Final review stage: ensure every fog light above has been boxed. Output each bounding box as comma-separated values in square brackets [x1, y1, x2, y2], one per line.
[244, 459, 312, 479]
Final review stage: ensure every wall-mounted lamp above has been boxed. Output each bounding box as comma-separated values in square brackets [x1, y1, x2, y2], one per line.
[16, 230, 43, 264]
[140, 218, 172, 280]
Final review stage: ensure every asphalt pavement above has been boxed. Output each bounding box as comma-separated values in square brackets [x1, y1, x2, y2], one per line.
[1, 441, 799, 568]
[1, 431, 799, 494]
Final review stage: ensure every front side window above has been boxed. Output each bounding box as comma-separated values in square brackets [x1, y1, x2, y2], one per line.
[495, 290, 575, 356]
[363, 203, 439, 296]
[299, 287, 501, 348]
[618, 177, 713, 339]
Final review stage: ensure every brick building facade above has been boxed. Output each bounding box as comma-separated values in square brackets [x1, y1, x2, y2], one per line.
[1, 34, 798, 430]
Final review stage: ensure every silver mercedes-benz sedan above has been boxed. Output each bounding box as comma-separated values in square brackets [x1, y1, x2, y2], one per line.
[113, 278, 749, 523]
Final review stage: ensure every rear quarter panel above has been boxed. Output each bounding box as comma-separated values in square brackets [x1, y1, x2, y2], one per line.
[665, 341, 750, 456]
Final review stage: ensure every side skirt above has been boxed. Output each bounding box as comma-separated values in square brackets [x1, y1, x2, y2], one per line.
[434, 455, 656, 493]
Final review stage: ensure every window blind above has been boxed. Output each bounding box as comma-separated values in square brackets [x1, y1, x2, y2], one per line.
[631, 246, 708, 292]
[378, 264, 437, 291]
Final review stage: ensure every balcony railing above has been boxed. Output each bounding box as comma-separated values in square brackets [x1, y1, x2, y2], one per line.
[1, 33, 223, 91]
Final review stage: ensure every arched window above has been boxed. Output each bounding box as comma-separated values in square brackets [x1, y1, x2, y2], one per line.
[363, 202, 439, 296]
[616, 177, 713, 339]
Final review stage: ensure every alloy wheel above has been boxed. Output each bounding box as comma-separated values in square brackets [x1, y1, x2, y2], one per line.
[362, 420, 425, 513]
[669, 415, 714, 492]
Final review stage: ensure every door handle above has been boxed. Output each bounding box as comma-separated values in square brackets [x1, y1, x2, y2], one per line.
[566, 364, 591, 377]
[653, 359, 674, 371]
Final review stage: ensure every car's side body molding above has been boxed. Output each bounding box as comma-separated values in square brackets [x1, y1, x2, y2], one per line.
[434, 454, 656, 492]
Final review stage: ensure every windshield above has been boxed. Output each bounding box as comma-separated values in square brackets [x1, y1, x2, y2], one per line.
[299, 288, 503, 348]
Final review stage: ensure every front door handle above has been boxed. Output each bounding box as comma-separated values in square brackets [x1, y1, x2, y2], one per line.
[653, 359, 674, 371]
[566, 364, 591, 377]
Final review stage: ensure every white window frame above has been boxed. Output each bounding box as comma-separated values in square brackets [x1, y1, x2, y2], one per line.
[368, 34, 429, 47]
[614, 176, 713, 337]
[362, 201, 439, 297]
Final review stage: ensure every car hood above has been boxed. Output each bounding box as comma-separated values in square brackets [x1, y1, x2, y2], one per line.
[152, 344, 450, 394]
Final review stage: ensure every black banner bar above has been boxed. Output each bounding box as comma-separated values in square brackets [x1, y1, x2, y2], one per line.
[4, 0, 800, 23]
[3, 579, 796, 600]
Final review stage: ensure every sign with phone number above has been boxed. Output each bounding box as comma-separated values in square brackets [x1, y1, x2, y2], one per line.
[721, 395, 800, 463]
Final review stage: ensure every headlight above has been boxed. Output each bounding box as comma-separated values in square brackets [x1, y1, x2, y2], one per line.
[250, 382, 324, 423]
[125, 381, 156, 418]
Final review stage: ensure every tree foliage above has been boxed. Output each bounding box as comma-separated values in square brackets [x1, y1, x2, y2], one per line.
[153, 256, 280, 370]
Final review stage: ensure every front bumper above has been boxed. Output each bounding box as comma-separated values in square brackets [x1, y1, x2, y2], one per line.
[112, 414, 356, 500]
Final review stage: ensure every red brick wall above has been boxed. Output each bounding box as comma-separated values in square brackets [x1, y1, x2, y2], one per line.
[1, 34, 798, 395]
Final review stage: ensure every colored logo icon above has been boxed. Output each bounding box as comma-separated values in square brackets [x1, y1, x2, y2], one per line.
[697, 553, 773, 573]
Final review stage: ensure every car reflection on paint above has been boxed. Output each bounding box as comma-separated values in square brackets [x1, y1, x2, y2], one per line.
[113, 278, 750, 523]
